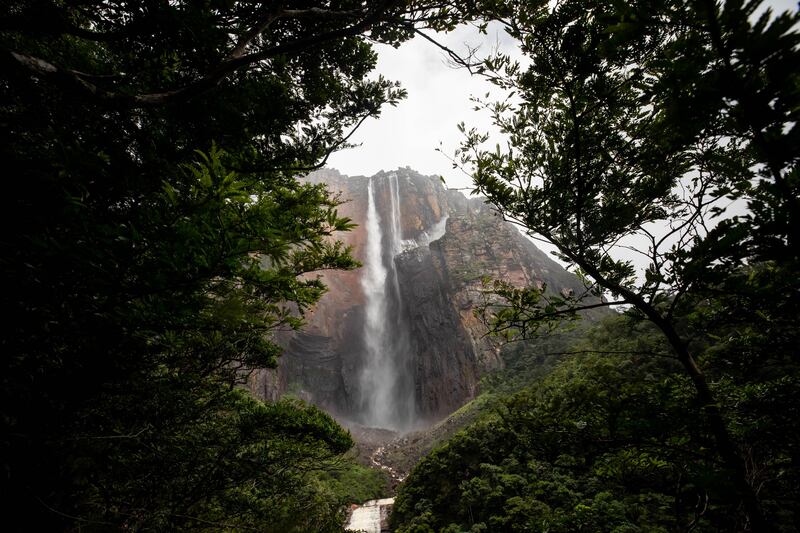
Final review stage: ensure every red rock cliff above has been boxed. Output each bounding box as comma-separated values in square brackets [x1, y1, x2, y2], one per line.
[248, 168, 591, 427]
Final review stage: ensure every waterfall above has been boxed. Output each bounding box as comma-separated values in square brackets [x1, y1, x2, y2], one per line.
[389, 173, 404, 255]
[359, 174, 415, 430]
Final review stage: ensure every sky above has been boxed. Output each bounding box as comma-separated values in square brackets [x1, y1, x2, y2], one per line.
[327, 1, 798, 191]
[327, 22, 515, 190]
[327, 1, 798, 269]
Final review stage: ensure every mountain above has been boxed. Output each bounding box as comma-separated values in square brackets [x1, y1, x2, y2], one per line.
[248, 167, 593, 430]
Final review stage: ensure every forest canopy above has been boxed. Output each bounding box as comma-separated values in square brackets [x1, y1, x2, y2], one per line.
[0, 1, 441, 529]
[2, 0, 798, 531]
[396, 0, 800, 531]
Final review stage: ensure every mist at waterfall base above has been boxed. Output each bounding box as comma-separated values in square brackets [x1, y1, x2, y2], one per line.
[356, 173, 447, 432]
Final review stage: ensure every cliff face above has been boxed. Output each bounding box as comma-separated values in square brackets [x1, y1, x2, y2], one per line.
[248, 168, 591, 428]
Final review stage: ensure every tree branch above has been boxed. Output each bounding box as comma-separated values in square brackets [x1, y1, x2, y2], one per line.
[408, 26, 484, 73]
[5, 1, 403, 107]
[239, 112, 375, 174]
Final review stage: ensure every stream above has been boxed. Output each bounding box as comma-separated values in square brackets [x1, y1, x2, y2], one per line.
[345, 497, 394, 533]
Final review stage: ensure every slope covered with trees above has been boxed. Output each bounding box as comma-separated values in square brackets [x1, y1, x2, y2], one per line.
[395, 0, 800, 531]
[3, 0, 797, 530]
[393, 311, 799, 531]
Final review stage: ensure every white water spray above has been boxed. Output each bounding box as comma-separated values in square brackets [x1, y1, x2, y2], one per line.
[359, 174, 415, 430]
[358, 172, 450, 430]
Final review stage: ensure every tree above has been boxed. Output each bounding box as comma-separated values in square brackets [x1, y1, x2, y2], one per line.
[0, 0, 440, 528]
[392, 355, 684, 532]
[393, 311, 799, 532]
[453, 0, 799, 529]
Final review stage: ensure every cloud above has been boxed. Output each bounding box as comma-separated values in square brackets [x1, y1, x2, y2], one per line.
[329, 1, 797, 188]
[327, 23, 514, 190]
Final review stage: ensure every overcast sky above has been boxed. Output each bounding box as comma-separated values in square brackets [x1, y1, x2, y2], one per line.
[327, 1, 798, 191]
[327, 22, 515, 190]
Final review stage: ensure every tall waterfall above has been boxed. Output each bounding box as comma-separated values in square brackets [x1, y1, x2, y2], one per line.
[359, 174, 415, 430]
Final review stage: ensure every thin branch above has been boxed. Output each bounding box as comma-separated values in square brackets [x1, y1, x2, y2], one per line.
[243, 112, 374, 174]
[34, 495, 116, 526]
[82, 427, 148, 440]
[227, 9, 283, 60]
[409, 26, 484, 74]
[534, 349, 676, 359]
[5, 1, 402, 107]
[282, 8, 368, 18]
[481, 299, 627, 339]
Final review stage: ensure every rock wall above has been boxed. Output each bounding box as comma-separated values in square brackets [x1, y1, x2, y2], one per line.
[248, 168, 592, 427]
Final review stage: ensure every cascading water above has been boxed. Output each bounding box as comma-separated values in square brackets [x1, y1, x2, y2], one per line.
[359, 174, 416, 430]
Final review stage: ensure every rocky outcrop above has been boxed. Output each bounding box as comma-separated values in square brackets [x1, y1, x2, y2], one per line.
[248, 168, 594, 427]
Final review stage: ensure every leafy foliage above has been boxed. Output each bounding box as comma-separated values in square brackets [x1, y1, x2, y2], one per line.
[316, 457, 390, 506]
[0, 1, 430, 529]
[448, 0, 799, 527]
[393, 314, 799, 532]
[480, 324, 594, 394]
[61, 388, 358, 532]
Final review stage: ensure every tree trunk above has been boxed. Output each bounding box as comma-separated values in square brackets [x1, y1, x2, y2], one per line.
[574, 258, 772, 531]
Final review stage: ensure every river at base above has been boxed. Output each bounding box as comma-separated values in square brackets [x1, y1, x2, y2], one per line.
[345, 497, 395, 533]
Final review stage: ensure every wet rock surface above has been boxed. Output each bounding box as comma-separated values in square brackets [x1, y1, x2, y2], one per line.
[249, 168, 594, 427]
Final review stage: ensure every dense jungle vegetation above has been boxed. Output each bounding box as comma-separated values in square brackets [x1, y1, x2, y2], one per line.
[393, 309, 799, 531]
[395, 0, 800, 531]
[2, 0, 797, 531]
[1, 1, 417, 530]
